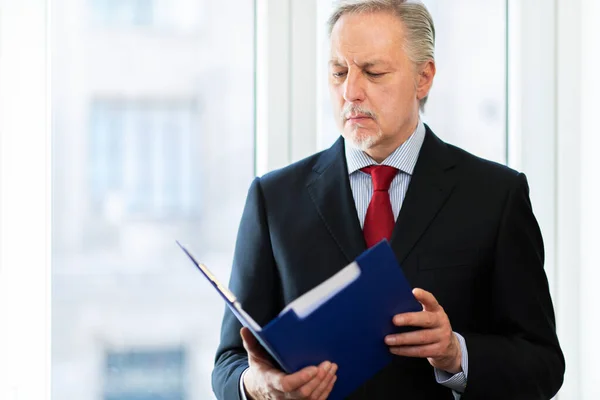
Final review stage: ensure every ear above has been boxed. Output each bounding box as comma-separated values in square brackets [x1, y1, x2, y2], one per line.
[416, 60, 436, 102]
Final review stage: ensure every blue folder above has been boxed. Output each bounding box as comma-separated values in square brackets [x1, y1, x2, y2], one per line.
[177, 240, 422, 400]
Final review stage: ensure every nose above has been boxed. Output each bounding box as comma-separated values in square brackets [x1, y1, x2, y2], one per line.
[343, 69, 366, 103]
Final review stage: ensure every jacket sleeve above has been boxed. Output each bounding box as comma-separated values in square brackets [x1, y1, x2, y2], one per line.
[462, 173, 565, 399]
[211, 177, 284, 400]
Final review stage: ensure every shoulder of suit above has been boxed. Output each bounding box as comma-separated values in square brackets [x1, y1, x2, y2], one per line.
[444, 142, 522, 185]
[256, 136, 524, 190]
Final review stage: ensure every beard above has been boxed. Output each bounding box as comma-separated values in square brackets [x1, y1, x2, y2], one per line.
[345, 124, 384, 151]
[340, 104, 383, 151]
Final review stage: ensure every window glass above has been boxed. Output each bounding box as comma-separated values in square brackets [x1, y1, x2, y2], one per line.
[52, 1, 255, 399]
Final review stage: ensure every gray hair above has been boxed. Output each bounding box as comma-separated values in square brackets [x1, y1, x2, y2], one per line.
[327, 0, 435, 111]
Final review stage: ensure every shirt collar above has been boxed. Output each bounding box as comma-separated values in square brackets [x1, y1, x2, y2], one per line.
[344, 119, 426, 175]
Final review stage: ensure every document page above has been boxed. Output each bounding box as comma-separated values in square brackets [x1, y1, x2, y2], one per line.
[280, 262, 361, 318]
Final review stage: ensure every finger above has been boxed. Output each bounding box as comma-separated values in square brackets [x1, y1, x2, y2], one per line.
[389, 343, 440, 359]
[273, 365, 319, 393]
[385, 328, 440, 346]
[309, 363, 337, 399]
[240, 328, 276, 369]
[392, 311, 438, 328]
[288, 361, 332, 398]
[313, 373, 336, 400]
[318, 375, 337, 400]
[412, 288, 441, 312]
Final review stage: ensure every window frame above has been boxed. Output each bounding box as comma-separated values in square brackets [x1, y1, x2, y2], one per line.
[255, 0, 318, 175]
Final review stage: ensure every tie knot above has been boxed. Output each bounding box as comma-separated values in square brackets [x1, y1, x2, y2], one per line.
[361, 165, 398, 191]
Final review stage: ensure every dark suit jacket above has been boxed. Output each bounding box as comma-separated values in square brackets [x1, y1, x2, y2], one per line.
[212, 125, 565, 399]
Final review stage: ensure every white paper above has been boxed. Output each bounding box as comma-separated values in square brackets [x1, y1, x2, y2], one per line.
[280, 261, 361, 319]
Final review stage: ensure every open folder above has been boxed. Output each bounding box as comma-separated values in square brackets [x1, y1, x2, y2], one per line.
[177, 240, 422, 400]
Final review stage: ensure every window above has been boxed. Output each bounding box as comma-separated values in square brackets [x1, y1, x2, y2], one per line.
[89, 99, 198, 219]
[90, 0, 203, 32]
[104, 348, 187, 400]
[420, 0, 507, 164]
[91, 0, 154, 27]
[52, 0, 255, 398]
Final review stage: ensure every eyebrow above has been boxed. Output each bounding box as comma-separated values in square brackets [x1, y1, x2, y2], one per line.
[329, 59, 389, 69]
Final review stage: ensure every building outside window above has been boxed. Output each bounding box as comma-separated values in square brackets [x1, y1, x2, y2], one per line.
[52, 0, 255, 398]
[104, 347, 187, 400]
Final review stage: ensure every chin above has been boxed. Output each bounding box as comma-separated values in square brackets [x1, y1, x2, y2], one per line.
[345, 128, 383, 151]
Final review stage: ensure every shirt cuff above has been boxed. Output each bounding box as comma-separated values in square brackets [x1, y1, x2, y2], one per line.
[239, 368, 250, 400]
[434, 332, 468, 394]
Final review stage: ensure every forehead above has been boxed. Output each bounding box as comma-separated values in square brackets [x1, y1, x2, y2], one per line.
[329, 11, 406, 64]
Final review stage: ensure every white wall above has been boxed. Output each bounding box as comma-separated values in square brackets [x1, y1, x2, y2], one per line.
[0, 1, 50, 399]
[555, 0, 582, 396]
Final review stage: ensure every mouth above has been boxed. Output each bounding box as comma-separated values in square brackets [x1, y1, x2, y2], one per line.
[346, 115, 373, 122]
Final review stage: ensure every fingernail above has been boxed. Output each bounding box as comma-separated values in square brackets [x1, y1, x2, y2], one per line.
[330, 364, 338, 374]
[394, 316, 403, 325]
[385, 336, 396, 345]
[308, 367, 318, 378]
[323, 361, 332, 372]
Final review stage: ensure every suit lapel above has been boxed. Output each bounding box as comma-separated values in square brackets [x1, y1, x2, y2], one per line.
[390, 126, 458, 265]
[306, 127, 458, 266]
[307, 137, 366, 263]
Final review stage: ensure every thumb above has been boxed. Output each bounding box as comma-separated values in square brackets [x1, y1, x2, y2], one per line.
[240, 327, 269, 361]
[412, 288, 441, 312]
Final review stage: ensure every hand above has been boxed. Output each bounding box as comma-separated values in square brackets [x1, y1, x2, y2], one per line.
[240, 327, 338, 400]
[384, 288, 462, 374]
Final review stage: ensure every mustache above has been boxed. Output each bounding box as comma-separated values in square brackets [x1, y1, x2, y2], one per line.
[341, 104, 377, 121]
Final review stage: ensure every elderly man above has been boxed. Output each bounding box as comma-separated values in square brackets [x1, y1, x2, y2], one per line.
[212, 0, 565, 399]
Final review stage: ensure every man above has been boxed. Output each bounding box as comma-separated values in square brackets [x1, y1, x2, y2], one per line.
[212, 0, 565, 398]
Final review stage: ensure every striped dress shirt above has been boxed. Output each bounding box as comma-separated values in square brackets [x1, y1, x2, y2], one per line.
[345, 120, 425, 227]
[344, 120, 468, 397]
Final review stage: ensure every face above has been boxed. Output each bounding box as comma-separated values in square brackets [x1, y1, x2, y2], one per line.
[329, 11, 434, 156]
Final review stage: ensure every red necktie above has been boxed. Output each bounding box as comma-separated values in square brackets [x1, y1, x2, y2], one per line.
[361, 165, 398, 248]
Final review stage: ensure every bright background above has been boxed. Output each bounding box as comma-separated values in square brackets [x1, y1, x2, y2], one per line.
[0, 0, 598, 399]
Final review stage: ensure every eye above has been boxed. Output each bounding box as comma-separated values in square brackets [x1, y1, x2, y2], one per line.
[366, 71, 385, 77]
[332, 71, 347, 78]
